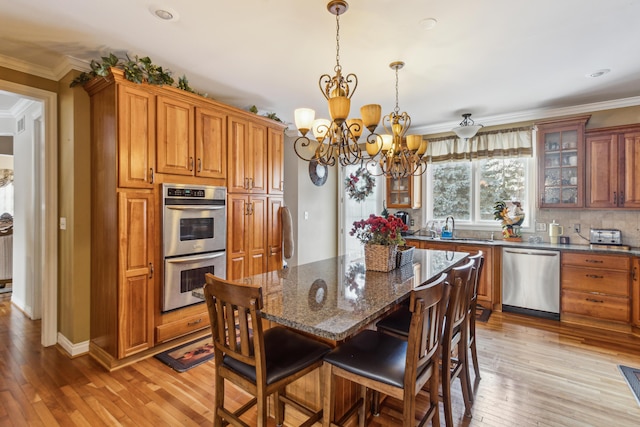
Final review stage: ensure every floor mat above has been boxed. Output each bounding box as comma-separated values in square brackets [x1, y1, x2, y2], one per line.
[154, 335, 214, 373]
[476, 304, 492, 322]
[619, 365, 640, 406]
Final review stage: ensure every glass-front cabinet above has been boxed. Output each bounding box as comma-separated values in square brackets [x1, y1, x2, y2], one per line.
[536, 115, 590, 208]
[386, 175, 422, 209]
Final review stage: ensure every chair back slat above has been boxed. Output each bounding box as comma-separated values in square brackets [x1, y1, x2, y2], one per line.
[467, 251, 484, 308]
[446, 260, 475, 332]
[406, 272, 447, 385]
[204, 273, 264, 369]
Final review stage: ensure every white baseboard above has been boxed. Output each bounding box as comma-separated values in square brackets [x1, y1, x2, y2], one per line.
[57, 332, 89, 357]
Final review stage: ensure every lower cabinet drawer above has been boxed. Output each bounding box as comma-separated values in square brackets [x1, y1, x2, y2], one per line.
[156, 312, 210, 343]
[562, 266, 629, 296]
[562, 290, 630, 323]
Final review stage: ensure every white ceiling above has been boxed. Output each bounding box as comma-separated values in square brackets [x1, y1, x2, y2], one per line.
[2, 0, 640, 132]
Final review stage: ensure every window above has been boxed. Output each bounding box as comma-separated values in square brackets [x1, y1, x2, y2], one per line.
[428, 158, 532, 228]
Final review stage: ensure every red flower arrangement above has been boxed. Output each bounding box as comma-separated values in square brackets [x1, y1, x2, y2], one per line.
[350, 214, 408, 246]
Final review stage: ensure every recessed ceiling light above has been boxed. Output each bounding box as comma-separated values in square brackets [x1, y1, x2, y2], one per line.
[419, 18, 438, 30]
[586, 69, 611, 78]
[148, 5, 179, 21]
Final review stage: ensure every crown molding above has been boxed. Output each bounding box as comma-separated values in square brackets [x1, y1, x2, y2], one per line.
[411, 96, 640, 135]
[0, 54, 90, 82]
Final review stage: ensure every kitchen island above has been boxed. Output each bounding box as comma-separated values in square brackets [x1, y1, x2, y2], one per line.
[235, 248, 468, 342]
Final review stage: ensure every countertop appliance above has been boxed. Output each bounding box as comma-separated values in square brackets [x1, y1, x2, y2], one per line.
[396, 211, 409, 227]
[589, 228, 622, 245]
[502, 248, 560, 320]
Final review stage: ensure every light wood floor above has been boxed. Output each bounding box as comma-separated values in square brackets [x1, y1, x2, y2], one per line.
[1, 293, 640, 426]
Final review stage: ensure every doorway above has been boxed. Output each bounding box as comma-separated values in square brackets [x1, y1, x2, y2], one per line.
[0, 80, 58, 347]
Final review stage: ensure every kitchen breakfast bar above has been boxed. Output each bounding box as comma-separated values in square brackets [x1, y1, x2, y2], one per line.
[200, 248, 469, 424]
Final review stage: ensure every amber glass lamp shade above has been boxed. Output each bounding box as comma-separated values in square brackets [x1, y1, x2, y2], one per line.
[328, 96, 350, 125]
[406, 135, 423, 151]
[360, 104, 382, 131]
[295, 108, 315, 136]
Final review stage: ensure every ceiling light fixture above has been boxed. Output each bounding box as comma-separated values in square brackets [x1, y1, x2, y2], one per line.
[293, 0, 382, 168]
[154, 9, 174, 20]
[452, 113, 483, 140]
[586, 68, 610, 78]
[370, 61, 428, 178]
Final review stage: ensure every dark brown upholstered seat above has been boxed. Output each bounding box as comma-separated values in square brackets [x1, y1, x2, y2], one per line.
[203, 273, 331, 427]
[322, 273, 448, 427]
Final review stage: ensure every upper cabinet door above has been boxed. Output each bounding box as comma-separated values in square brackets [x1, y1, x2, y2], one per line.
[622, 131, 640, 208]
[195, 106, 227, 179]
[228, 115, 250, 193]
[156, 95, 195, 176]
[536, 116, 589, 208]
[585, 133, 618, 208]
[118, 85, 156, 188]
[268, 127, 284, 194]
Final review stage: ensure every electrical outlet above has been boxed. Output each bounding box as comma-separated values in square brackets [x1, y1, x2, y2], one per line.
[535, 222, 547, 232]
[573, 223, 581, 233]
[410, 219, 415, 226]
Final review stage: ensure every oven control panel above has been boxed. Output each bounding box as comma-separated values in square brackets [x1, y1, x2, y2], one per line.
[167, 187, 205, 198]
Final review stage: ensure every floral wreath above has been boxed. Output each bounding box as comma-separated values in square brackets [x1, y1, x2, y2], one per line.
[345, 167, 375, 202]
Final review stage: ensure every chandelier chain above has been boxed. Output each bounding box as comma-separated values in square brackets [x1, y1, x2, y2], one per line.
[334, 11, 341, 73]
[394, 66, 400, 115]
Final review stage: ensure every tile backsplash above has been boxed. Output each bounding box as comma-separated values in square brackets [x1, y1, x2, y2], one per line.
[534, 210, 640, 247]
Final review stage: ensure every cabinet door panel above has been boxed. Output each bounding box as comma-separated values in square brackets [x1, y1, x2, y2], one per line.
[196, 107, 226, 178]
[156, 96, 194, 175]
[249, 123, 268, 194]
[268, 127, 284, 194]
[118, 86, 155, 188]
[585, 133, 618, 208]
[248, 196, 268, 276]
[228, 116, 249, 192]
[267, 197, 284, 272]
[623, 132, 640, 208]
[118, 191, 154, 358]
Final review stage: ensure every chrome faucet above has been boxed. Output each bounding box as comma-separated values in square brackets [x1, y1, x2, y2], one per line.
[444, 216, 455, 238]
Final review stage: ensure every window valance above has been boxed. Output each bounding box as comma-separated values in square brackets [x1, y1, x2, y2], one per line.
[425, 126, 533, 163]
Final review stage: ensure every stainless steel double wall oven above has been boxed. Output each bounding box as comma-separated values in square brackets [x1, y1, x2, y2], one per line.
[162, 183, 227, 312]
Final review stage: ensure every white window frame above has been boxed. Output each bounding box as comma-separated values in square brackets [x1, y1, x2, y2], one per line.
[423, 157, 536, 233]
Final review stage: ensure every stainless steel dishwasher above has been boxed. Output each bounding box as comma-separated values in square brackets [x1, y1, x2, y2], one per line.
[502, 247, 560, 320]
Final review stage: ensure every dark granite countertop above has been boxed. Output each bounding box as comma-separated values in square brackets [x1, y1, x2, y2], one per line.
[239, 249, 468, 341]
[405, 235, 640, 256]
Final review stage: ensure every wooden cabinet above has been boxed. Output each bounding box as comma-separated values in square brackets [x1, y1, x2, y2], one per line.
[633, 258, 640, 329]
[536, 115, 590, 208]
[156, 95, 194, 176]
[227, 194, 268, 280]
[228, 115, 268, 194]
[386, 175, 421, 209]
[117, 191, 155, 358]
[117, 84, 156, 188]
[268, 127, 284, 194]
[561, 252, 630, 324]
[586, 125, 640, 208]
[156, 96, 227, 179]
[410, 239, 494, 308]
[195, 106, 227, 179]
[267, 197, 284, 272]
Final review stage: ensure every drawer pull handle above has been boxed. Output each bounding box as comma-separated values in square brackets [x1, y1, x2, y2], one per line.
[187, 319, 203, 326]
[585, 259, 603, 264]
[585, 274, 603, 279]
[585, 298, 604, 303]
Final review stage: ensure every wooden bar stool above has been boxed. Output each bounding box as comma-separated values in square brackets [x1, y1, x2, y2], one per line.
[464, 252, 484, 401]
[322, 273, 448, 427]
[203, 273, 331, 427]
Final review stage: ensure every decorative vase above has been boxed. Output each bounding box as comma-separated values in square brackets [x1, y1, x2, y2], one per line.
[364, 244, 398, 272]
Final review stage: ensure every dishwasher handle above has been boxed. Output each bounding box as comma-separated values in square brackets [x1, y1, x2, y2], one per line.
[504, 249, 559, 257]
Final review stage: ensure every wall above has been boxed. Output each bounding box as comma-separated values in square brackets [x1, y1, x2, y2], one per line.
[284, 134, 338, 266]
[57, 71, 91, 343]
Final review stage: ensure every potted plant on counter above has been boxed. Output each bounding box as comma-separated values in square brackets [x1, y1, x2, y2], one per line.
[350, 214, 408, 272]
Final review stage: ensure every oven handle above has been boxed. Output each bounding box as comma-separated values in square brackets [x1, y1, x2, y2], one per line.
[166, 252, 225, 264]
[166, 205, 225, 211]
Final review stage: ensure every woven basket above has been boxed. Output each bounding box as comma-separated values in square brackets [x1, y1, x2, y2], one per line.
[396, 245, 415, 268]
[364, 244, 397, 272]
